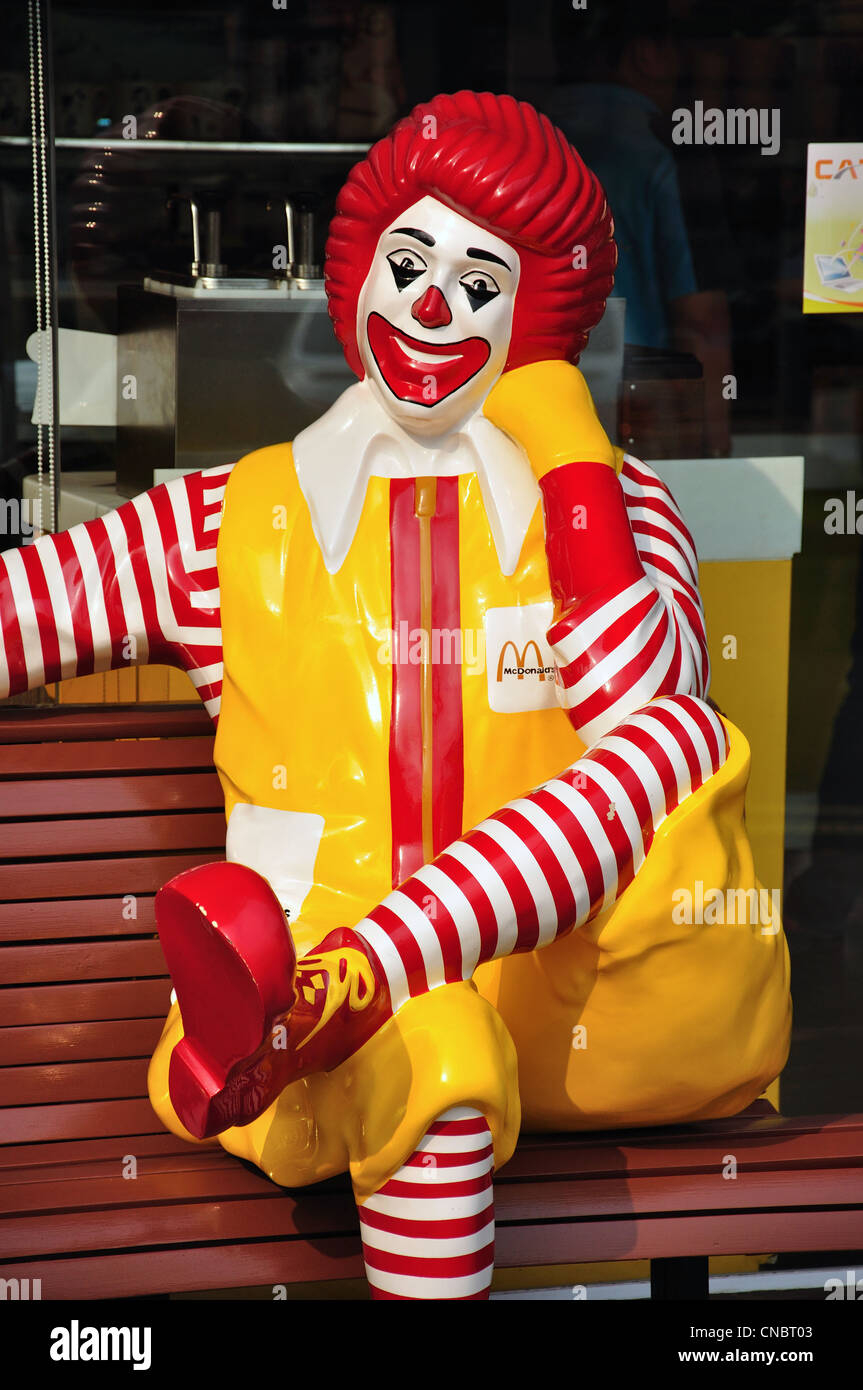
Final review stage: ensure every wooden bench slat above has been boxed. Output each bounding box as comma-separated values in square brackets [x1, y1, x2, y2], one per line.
[0, 1238, 364, 1299]
[494, 1208, 863, 1268]
[0, 1162, 285, 1217]
[502, 1118, 863, 1180]
[0, 897, 159, 942]
[0, 705, 211, 743]
[0, 979, 171, 1026]
[492, 1168, 863, 1223]
[0, 852, 222, 901]
[0, 736, 215, 778]
[0, 1148, 238, 1189]
[0, 812, 226, 860]
[0, 1097, 167, 1144]
[0, 772, 222, 818]
[515, 1136, 863, 1179]
[0, 939, 167, 986]
[0, 1130, 206, 1171]
[0, 897, 158, 942]
[1, 1191, 355, 1259]
[0, 1057, 150, 1107]
[0, 1019, 165, 1065]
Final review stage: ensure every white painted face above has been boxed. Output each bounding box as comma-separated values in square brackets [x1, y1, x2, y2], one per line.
[356, 194, 520, 438]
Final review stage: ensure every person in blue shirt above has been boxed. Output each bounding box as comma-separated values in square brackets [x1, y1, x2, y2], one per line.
[550, 81, 697, 352]
[550, 2, 734, 454]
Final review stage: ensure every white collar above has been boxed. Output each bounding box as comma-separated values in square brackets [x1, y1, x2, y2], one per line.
[292, 380, 540, 576]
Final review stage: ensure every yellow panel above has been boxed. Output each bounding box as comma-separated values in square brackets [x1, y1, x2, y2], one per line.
[167, 667, 198, 702]
[49, 665, 200, 705]
[699, 560, 791, 896]
[114, 667, 137, 701]
[56, 672, 107, 703]
[699, 559, 792, 1112]
[52, 665, 200, 705]
[137, 664, 170, 701]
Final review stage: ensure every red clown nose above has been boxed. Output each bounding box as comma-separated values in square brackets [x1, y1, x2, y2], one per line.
[411, 285, 452, 328]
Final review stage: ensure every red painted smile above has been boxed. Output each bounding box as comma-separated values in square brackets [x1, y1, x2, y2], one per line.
[366, 312, 491, 406]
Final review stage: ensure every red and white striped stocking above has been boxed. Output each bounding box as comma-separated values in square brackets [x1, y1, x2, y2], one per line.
[356, 1107, 495, 1300]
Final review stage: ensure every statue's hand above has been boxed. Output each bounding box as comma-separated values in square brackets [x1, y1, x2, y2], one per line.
[482, 359, 622, 480]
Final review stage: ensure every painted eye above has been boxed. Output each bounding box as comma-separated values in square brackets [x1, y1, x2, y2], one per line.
[459, 271, 500, 311]
[386, 249, 427, 291]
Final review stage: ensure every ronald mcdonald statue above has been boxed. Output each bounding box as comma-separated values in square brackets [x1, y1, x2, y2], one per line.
[0, 93, 790, 1299]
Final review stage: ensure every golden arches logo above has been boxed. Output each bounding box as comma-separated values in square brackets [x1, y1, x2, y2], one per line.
[496, 639, 550, 682]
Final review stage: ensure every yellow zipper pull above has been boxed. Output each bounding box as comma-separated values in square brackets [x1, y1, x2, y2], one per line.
[414, 476, 437, 518]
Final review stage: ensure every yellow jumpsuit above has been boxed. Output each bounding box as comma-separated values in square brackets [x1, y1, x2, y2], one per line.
[149, 435, 791, 1199]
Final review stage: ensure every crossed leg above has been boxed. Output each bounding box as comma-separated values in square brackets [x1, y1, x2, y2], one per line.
[356, 1107, 495, 1301]
[154, 694, 732, 1302]
[157, 694, 730, 1139]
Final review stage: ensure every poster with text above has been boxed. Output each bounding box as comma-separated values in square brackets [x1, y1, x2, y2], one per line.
[804, 143, 863, 313]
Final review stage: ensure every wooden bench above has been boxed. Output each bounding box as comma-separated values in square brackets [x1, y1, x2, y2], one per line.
[2, 705, 862, 1301]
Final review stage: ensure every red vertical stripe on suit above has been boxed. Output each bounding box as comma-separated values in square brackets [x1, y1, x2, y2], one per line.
[388, 475, 465, 887]
[388, 478, 424, 886]
[429, 476, 464, 856]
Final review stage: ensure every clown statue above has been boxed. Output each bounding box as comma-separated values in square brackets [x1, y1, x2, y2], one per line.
[0, 94, 790, 1300]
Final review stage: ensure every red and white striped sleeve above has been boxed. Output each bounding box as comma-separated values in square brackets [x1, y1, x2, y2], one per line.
[0, 465, 232, 720]
[542, 454, 710, 747]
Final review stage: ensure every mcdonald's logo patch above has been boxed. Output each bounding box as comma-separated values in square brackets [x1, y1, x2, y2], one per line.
[496, 638, 552, 683]
[485, 602, 559, 713]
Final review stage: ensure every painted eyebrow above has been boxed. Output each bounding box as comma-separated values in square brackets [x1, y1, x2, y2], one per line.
[388, 227, 435, 247]
[466, 247, 512, 271]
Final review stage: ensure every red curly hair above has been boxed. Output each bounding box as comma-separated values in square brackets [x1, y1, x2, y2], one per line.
[325, 90, 617, 379]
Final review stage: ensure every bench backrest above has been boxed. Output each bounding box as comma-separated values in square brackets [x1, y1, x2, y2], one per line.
[0, 705, 223, 1148]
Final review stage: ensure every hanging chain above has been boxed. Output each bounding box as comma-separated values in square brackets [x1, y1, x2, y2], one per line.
[27, 0, 58, 535]
[27, 0, 44, 534]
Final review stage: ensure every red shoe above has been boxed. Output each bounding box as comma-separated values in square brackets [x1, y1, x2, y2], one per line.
[156, 862, 391, 1139]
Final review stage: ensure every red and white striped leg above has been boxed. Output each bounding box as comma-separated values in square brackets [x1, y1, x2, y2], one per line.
[354, 693, 730, 1007]
[357, 1107, 495, 1301]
